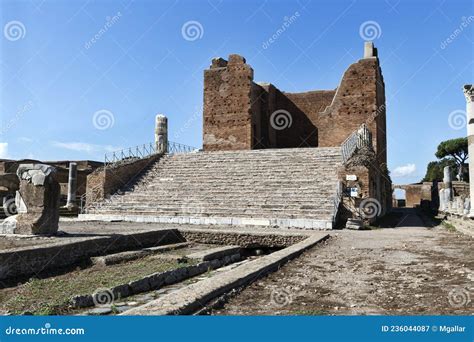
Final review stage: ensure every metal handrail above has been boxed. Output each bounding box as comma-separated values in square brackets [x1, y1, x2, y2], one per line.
[332, 181, 343, 225]
[104, 141, 198, 167]
[341, 123, 373, 164]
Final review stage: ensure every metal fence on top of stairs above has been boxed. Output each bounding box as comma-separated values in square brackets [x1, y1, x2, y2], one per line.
[104, 141, 198, 167]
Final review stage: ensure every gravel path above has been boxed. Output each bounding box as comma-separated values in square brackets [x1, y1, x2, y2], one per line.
[213, 209, 474, 315]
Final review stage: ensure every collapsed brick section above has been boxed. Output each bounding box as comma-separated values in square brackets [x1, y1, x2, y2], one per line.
[202, 44, 387, 170]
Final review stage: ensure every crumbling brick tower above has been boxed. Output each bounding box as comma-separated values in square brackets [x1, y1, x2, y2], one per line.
[203, 42, 390, 219]
[203, 43, 386, 165]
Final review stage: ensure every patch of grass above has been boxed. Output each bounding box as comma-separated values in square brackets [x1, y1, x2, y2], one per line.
[0, 255, 195, 315]
[441, 221, 456, 232]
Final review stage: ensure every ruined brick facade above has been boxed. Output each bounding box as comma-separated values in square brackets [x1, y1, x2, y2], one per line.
[203, 43, 387, 169]
[203, 43, 390, 222]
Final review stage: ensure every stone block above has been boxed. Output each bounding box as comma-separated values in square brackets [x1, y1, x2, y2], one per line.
[346, 218, 364, 230]
[10, 164, 60, 235]
[128, 278, 151, 294]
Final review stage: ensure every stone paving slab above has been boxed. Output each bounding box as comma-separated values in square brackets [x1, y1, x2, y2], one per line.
[120, 232, 328, 315]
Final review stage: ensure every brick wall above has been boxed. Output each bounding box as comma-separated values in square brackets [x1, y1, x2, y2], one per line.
[85, 154, 161, 206]
[202, 50, 387, 164]
[203, 55, 254, 151]
[394, 183, 433, 208]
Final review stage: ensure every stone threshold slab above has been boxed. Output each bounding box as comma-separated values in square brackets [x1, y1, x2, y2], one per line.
[91, 242, 191, 266]
[75, 214, 334, 229]
[120, 232, 329, 315]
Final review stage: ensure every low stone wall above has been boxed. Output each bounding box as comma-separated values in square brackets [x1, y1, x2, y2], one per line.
[0, 229, 183, 280]
[179, 229, 306, 248]
[86, 154, 161, 207]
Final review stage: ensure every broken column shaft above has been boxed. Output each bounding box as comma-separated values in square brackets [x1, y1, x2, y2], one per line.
[66, 162, 78, 209]
[463, 84, 474, 216]
[155, 114, 168, 154]
[443, 165, 453, 205]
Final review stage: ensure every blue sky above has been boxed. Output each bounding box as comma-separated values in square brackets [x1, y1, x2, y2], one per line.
[0, 0, 473, 187]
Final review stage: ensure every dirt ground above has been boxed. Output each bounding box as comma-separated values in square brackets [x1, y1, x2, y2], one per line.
[213, 209, 474, 315]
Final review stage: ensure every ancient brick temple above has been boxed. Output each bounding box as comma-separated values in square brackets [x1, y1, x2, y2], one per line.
[203, 42, 387, 168]
[82, 42, 391, 229]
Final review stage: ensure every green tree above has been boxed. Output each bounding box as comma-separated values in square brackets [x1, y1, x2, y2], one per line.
[435, 137, 468, 181]
[422, 158, 457, 182]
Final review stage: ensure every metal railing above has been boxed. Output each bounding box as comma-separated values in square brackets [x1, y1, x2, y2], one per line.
[79, 193, 87, 214]
[104, 141, 198, 167]
[341, 123, 373, 164]
[167, 141, 197, 155]
[332, 181, 343, 225]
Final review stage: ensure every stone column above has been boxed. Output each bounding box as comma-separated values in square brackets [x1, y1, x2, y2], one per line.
[363, 41, 377, 59]
[463, 85, 474, 216]
[155, 114, 168, 154]
[439, 188, 446, 211]
[443, 166, 453, 206]
[66, 162, 78, 209]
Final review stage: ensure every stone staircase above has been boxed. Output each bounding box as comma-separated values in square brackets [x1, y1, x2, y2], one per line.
[80, 147, 343, 229]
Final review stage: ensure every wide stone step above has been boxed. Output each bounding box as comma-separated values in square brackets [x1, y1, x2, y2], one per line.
[90, 203, 335, 212]
[112, 190, 334, 203]
[77, 213, 334, 229]
[86, 210, 334, 220]
[118, 194, 336, 202]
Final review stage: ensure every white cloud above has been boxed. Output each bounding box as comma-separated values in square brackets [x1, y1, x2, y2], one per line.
[0, 143, 8, 158]
[51, 141, 122, 154]
[392, 163, 416, 178]
[18, 137, 33, 143]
